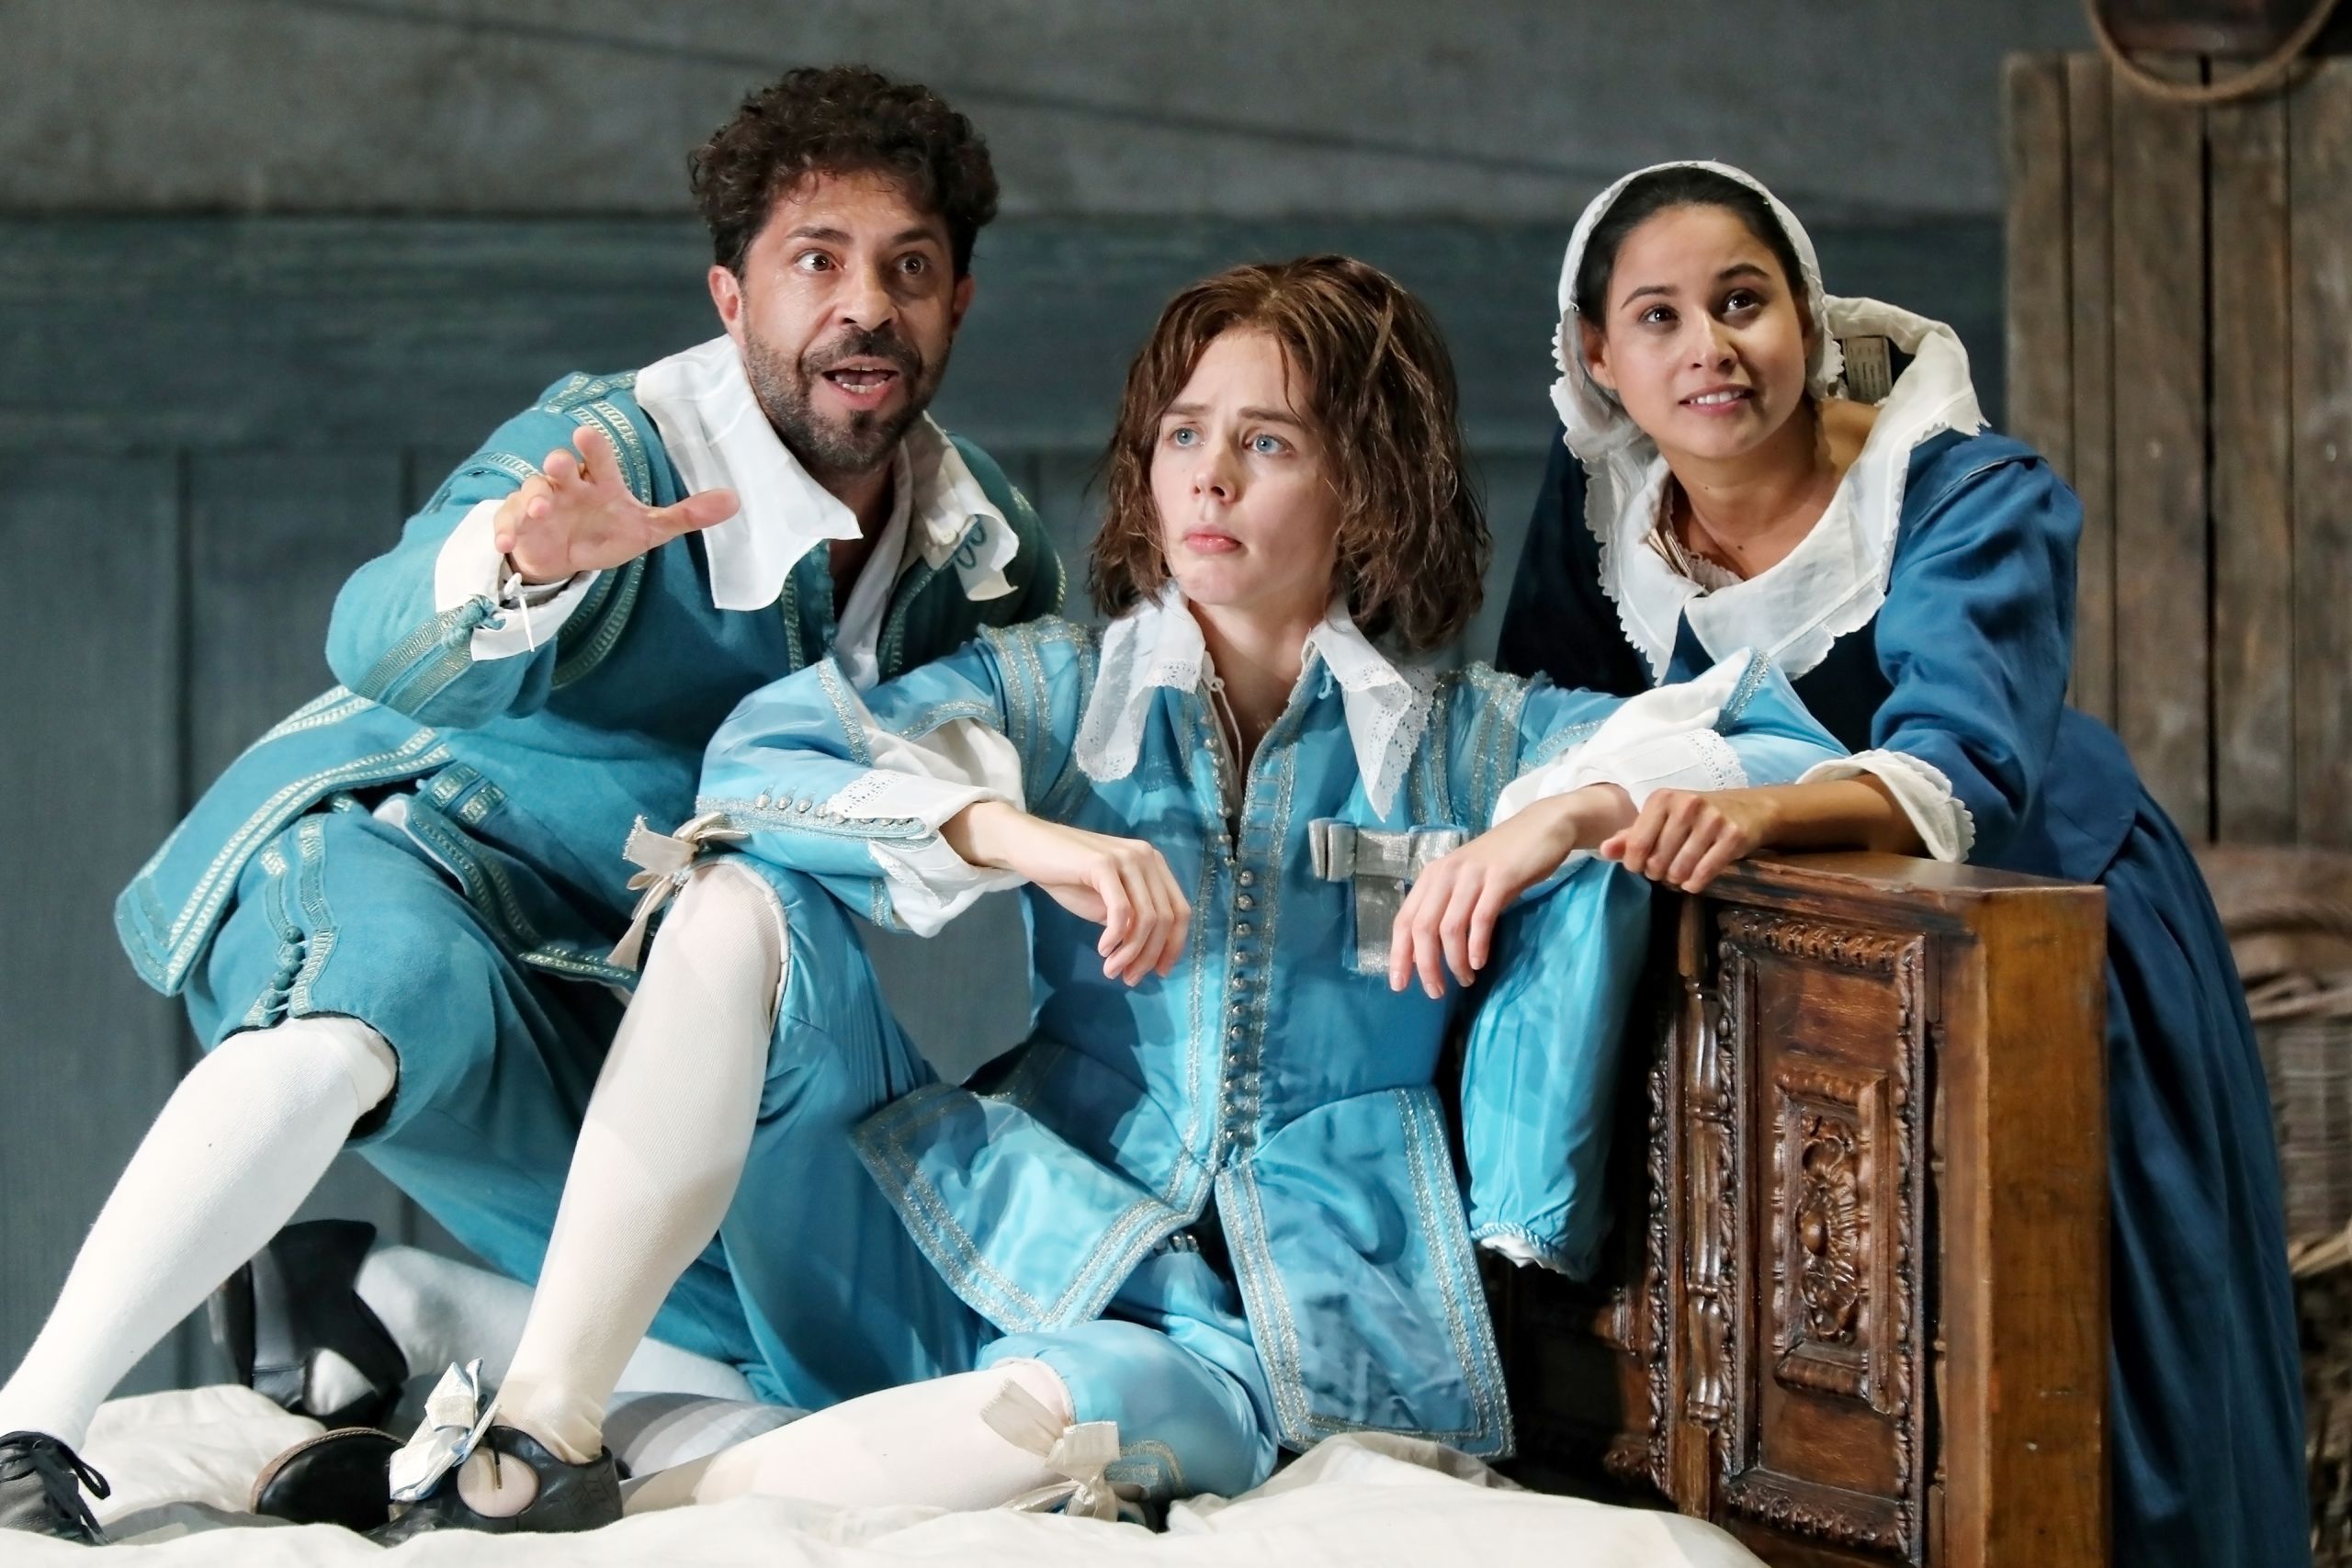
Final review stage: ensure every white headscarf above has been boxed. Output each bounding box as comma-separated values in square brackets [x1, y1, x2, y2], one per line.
[1547, 160, 1985, 682]
[1549, 160, 1845, 461]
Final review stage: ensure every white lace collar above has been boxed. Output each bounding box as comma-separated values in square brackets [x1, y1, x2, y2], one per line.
[1546, 163, 1984, 679]
[634, 335, 1019, 613]
[1075, 586, 1437, 816]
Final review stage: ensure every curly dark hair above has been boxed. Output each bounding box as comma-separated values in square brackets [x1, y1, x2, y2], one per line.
[1091, 256, 1489, 654]
[690, 65, 1000, 276]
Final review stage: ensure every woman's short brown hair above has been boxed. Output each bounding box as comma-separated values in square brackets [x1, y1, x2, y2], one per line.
[1090, 255, 1489, 653]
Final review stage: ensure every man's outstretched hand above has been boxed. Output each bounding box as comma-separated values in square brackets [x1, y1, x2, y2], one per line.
[493, 427, 741, 582]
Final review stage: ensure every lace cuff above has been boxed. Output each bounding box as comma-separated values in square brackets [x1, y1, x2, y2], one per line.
[433, 498, 597, 660]
[1797, 749, 1976, 863]
[869, 834, 1025, 938]
[831, 716, 1029, 936]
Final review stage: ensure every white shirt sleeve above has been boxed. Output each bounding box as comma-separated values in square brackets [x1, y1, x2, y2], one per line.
[433, 499, 601, 661]
[1795, 750, 1976, 862]
[827, 716, 1030, 936]
[1489, 655, 1756, 827]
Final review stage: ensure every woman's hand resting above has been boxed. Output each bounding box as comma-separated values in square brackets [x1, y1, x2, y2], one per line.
[944, 801, 1190, 985]
[1596, 787, 1778, 893]
[1386, 784, 1634, 998]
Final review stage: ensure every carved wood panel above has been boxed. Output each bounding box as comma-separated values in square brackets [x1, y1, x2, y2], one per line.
[1496, 853, 2107, 1567]
[1716, 908, 1931, 1562]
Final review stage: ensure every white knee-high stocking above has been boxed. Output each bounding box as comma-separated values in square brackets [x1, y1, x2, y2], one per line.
[625, 1360, 1076, 1514]
[493, 863, 784, 1468]
[0, 1016, 396, 1450]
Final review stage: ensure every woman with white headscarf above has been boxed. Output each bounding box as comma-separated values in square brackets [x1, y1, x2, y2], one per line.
[1497, 162, 2303, 1568]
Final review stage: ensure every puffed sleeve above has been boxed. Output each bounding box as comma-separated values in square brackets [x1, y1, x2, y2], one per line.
[695, 619, 1091, 936]
[1479, 649, 1848, 894]
[1452, 650, 1844, 1278]
[1804, 441, 2077, 863]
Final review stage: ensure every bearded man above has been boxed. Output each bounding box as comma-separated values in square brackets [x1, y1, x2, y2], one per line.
[0, 64, 1061, 1545]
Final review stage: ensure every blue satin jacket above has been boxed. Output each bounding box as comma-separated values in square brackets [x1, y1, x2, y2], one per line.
[115, 371, 1061, 997]
[696, 616, 1845, 1456]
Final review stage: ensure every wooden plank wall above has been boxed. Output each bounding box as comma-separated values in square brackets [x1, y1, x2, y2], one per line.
[2289, 64, 2352, 850]
[2005, 52, 2352, 849]
[0, 213, 2002, 1394]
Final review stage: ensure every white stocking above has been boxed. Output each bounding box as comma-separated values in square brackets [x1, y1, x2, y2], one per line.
[624, 1359, 1075, 1515]
[493, 863, 784, 1468]
[0, 1016, 396, 1450]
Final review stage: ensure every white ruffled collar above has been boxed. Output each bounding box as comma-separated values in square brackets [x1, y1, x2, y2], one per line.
[1546, 163, 1984, 679]
[1596, 299, 1983, 679]
[1075, 586, 1437, 817]
[634, 335, 1019, 613]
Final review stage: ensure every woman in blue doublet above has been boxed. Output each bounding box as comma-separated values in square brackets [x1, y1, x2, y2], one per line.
[368, 255, 1850, 1538]
[1498, 161, 2303, 1567]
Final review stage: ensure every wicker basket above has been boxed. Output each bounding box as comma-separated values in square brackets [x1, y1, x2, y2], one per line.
[2200, 844, 2352, 1563]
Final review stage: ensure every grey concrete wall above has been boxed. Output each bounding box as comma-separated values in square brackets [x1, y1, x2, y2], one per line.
[1, 0, 2086, 220]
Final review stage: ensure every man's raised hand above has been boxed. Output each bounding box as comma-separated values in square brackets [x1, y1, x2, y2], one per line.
[493, 428, 741, 582]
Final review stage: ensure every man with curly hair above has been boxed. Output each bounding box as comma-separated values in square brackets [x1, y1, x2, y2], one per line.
[0, 64, 1062, 1545]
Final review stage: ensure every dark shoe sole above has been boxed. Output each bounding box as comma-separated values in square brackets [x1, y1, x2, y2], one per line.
[250, 1426, 400, 1533]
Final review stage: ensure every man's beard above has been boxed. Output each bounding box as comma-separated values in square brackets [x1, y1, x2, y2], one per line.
[742, 324, 944, 481]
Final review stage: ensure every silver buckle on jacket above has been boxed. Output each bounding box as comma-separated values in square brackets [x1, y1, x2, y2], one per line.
[1307, 819, 1466, 975]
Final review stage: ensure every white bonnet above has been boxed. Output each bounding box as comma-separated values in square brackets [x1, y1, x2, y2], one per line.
[1548, 160, 1845, 461]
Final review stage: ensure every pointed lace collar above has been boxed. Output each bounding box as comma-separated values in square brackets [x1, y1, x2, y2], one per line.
[1075, 586, 1437, 817]
[634, 335, 1018, 612]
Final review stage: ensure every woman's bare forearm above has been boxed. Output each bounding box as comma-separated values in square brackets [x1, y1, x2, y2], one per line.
[941, 799, 1026, 868]
[1742, 775, 1924, 855]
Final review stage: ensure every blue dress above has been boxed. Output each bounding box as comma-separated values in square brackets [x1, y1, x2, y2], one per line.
[1499, 423, 2307, 1568]
[681, 604, 1848, 1496]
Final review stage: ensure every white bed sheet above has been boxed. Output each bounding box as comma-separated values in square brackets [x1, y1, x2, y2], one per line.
[10, 1385, 1767, 1565]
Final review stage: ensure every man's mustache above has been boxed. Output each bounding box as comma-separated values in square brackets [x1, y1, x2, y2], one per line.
[802, 328, 923, 380]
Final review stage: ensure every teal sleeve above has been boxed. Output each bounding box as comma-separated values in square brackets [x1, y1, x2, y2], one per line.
[326, 387, 661, 728]
[696, 620, 1092, 922]
[1713, 651, 1849, 784]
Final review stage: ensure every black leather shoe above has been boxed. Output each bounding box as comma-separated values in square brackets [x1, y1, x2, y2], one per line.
[210, 1218, 407, 1430]
[368, 1426, 621, 1540]
[250, 1426, 401, 1533]
[0, 1431, 110, 1546]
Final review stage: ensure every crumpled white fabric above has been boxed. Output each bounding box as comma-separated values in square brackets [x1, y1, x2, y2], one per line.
[1077, 586, 1435, 818]
[1798, 749, 1976, 863]
[76, 1386, 1770, 1564]
[433, 498, 601, 660]
[1547, 160, 1985, 863]
[824, 678, 1031, 938]
[978, 1379, 1144, 1526]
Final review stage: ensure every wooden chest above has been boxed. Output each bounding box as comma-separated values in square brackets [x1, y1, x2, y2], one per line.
[1496, 853, 2109, 1567]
